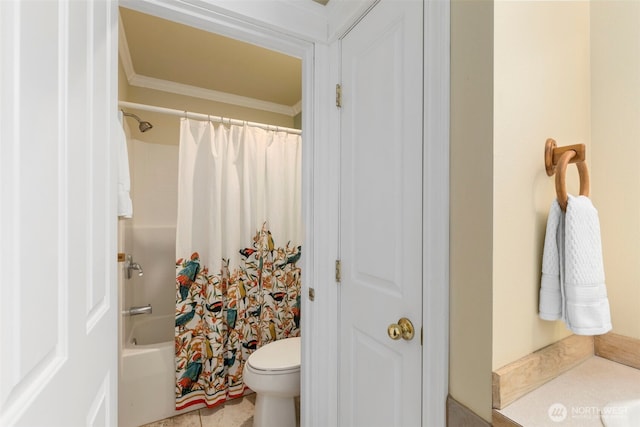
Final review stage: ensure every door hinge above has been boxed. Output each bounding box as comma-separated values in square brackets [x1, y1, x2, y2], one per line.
[335, 259, 342, 283]
[308, 287, 315, 301]
[335, 84, 342, 108]
[421, 327, 423, 346]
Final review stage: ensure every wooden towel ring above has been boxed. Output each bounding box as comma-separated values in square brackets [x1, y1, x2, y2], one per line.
[544, 138, 590, 211]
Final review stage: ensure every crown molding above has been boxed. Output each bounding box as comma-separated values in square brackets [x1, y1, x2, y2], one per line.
[129, 74, 299, 117]
[292, 100, 302, 116]
[118, 10, 301, 117]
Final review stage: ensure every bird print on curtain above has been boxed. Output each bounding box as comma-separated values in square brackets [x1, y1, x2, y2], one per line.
[174, 223, 302, 411]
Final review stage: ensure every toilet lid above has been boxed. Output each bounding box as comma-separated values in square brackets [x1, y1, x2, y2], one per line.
[247, 337, 301, 372]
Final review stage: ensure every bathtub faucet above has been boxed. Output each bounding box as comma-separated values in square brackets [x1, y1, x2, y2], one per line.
[124, 304, 152, 316]
[126, 254, 144, 279]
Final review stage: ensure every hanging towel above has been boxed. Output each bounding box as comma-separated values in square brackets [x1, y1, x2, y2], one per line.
[539, 199, 563, 321]
[116, 124, 133, 218]
[539, 195, 612, 335]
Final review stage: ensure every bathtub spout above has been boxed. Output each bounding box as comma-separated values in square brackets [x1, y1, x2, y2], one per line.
[124, 304, 152, 316]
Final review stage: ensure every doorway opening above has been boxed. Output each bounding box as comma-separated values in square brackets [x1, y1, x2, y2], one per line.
[116, 7, 310, 427]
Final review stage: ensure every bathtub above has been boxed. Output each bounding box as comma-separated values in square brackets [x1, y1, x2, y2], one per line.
[118, 314, 190, 427]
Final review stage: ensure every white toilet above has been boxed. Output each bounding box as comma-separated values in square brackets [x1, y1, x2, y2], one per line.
[243, 336, 301, 427]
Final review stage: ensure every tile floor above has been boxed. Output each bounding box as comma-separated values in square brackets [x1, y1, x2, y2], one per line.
[140, 394, 300, 427]
[497, 356, 640, 426]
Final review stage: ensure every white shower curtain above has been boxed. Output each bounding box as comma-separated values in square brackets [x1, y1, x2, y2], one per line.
[176, 118, 302, 269]
[174, 118, 302, 410]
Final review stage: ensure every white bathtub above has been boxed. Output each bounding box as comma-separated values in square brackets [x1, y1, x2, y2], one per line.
[118, 314, 190, 427]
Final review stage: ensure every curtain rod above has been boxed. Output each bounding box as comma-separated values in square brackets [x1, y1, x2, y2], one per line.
[118, 101, 302, 136]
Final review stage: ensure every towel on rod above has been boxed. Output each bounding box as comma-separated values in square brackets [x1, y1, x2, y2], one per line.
[539, 195, 612, 335]
[539, 199, 563, 321]
[116, 122, 133, 218]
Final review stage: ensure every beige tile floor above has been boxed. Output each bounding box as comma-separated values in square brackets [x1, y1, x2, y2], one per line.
[141, 394, 300, 427]
[498, 356, 640, 426]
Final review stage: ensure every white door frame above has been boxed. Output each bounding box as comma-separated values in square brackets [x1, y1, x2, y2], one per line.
[117, 1, 449, 426]
[421, 1, 450, 423]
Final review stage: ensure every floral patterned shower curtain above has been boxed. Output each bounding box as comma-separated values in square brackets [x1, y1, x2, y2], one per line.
[174, 118, 302, 411]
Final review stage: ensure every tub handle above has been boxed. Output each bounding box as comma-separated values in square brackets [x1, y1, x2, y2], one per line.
[126, 254, 144, 279]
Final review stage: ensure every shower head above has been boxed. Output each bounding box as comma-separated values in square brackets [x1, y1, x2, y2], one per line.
[137, 120, 153, 133]
[122, 111, 153, 133]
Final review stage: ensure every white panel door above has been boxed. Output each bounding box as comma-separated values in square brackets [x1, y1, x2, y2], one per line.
[0, 1, 118, 426]
[339, 1, 423, 426]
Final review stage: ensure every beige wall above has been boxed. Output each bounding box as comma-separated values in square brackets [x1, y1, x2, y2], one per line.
[591, 1, 640, 340]
[451, 1, 640, 421]
[492, 1, 591, 370]
[118, 60, 129, 101]
[450, 0, 494, 421]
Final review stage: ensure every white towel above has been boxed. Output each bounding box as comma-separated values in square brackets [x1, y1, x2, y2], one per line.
[539, 199, 563, 321]
[116, 123, 133, 218]
[539, 195, 612, 335]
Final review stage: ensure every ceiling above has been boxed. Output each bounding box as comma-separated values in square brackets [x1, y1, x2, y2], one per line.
[119, 7, 302, 111]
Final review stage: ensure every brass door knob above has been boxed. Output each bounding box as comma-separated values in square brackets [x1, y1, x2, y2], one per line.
[387, 317, 415, 341]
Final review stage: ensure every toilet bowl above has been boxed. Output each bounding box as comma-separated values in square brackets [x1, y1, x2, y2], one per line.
[243, 336, 301, 427]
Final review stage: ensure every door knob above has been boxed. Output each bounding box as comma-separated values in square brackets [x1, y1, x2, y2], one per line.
[387, 317, 415, 341]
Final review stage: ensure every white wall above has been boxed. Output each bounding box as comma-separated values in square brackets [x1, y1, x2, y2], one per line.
[127, 138, 179, 317]
[130, 139, 178, 228]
